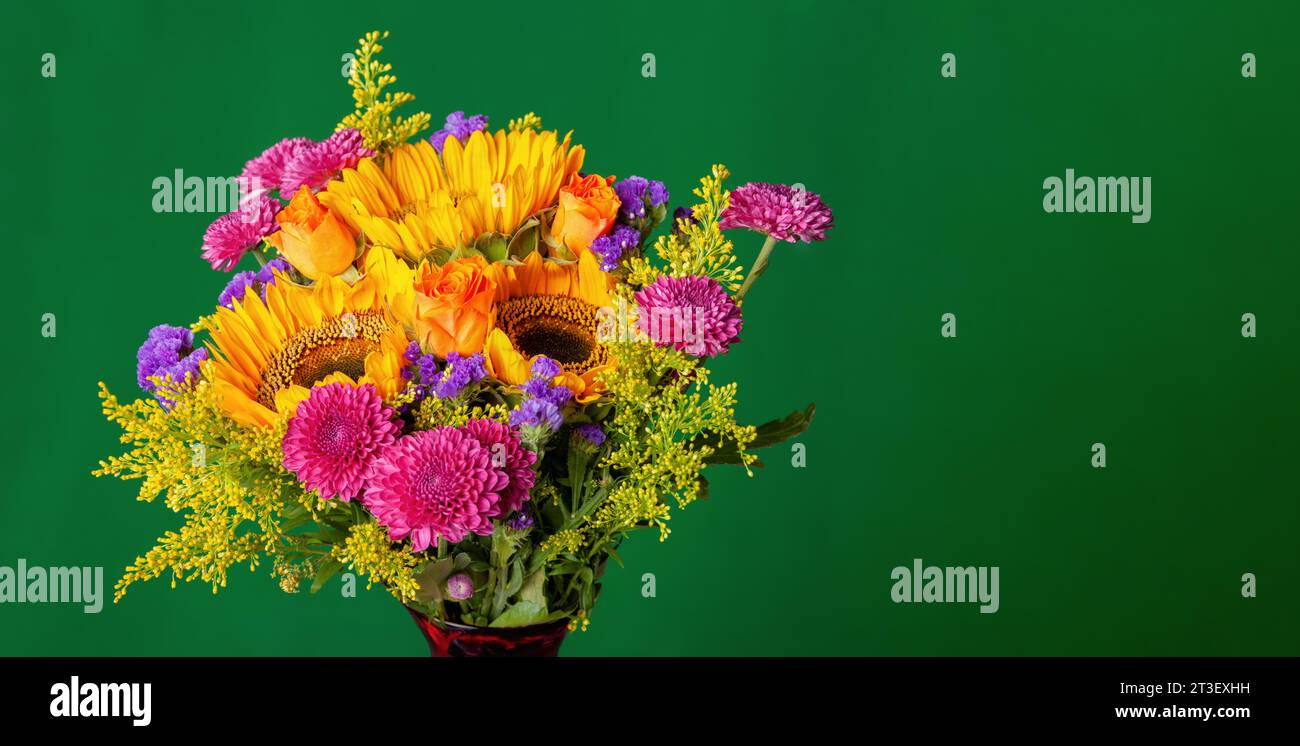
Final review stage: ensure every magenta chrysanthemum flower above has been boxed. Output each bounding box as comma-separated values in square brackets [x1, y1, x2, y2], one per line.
[460, 418, 537, 513]
[362, 428, 509, 550]
[240, 137, 312, 194]
[200, 195, 281, 271]
[279, 129, 373, 194]
[282, 383, 401, 501]
[719, 182, 834, 243]
[635, 275, 743, 357]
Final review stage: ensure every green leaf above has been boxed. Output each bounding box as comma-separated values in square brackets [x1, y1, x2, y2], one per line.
[701, 403, 816, 464]
[451, 245, 485, 261]
[506, 217, 541, 260]
[649, 202, 668, 225]
[577, 567, 595, 610]
[604, 547, 624, 568]
[413, 557, 456, 604]
[566, 440, 592, 509]
[488, 601, 548, 628]
[548, 561, 585, 576]
[519, 570, 547, 607]
[491, 524, 522, 566]
[475, 232, 509, 263]
[504, 559, 524, 597]
[425, 247, 453, 266]
[310, 558, 343, 594]
[749, 402, 816, 449]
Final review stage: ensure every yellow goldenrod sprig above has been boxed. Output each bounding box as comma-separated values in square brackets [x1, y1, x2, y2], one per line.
[332, 520, 420, 603]
[95, 377, 296, 601]
[508, 112, 543, 133]
[627, 164, 744, 291]
[338, 30, 431, 154]
[575, 340, 756, 552]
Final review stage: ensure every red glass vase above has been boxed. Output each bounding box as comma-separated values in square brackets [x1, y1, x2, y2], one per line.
[406, 607, 569, 657]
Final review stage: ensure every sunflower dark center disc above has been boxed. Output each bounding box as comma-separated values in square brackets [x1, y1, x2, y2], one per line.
[256, 311, 389, 408]
[513, 317, 595, 365]
[291, 338, 375, 387]
[497, 295, 608, 374]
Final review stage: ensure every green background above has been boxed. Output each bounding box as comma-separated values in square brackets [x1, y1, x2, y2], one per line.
[2, 0, 1296, 656]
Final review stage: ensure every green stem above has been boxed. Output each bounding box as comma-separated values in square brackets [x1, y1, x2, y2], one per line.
[735, 234, 778, 305]
[252, 247, 269, 268]
[435, 539, 449, 619]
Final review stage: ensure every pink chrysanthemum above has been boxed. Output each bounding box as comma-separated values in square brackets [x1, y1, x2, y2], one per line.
[200, 195, 281, 271]
[460, 418, 538, 514]
[279, 129, 373, 194]
[719, 182, 834, 243]
[362, 428, 509, 550]
[240, 137, 312, 194]
[282, 383, 401, 501]
[635, 275, 743, 358]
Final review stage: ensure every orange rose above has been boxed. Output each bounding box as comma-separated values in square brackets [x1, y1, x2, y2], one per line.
[413, 256, 497, 358]
[265, 186, 358, 280]
[551, 173, 619, 255]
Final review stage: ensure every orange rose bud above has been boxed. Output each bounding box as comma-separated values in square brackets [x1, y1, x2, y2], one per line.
[413, 256, 497, 358]
[265, 185, 358, 280]
[551, 173, 619, 255]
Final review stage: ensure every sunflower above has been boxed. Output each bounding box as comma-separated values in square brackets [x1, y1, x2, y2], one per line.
[483, 251, 615, 403]
[202, 249, 415, 427]
[318, 128, 584, 261]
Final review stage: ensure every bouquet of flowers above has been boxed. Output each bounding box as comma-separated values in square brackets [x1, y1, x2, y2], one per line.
[95, 31, 832, 656]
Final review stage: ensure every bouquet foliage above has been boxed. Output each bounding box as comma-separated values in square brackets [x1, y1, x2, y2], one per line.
[96, 31, 832, 635]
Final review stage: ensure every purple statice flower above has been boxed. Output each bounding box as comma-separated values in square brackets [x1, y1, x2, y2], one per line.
[240, 137, 312, 194]
[530, 356, 561, 380]
[416, 354, 438, 383]
[648, 181, 669, 207]
[614, 176, 670, 222]
[415, 354, 440, 399]
[279, 128, 373, 195]
[634, 275, 743, 358]
[136, 324, 209, 408]
[445, 573, 475, 601]
[510, 397, 564, 431]
[218, 257, 292, 309]
[398, 342, 442, 404]
[509, 355, 571, 440]
[432, 352, 487, 399]
[574, 423, 607, 447]
[520, 356, 571, 404]
[588, 225, 640, 273]
[136, 325, 194, 389]
[429, 111, 489, 154]
[400, 342, 419, 382]
[255, 257, 292, 284]
[719, 182, 834, 243]
[200, 195, 281, 271]
[403, 341, 422, 365]
[507, 510, 534, 531]
[217, 271, 258, 309]
[521, 376, 572, 405]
